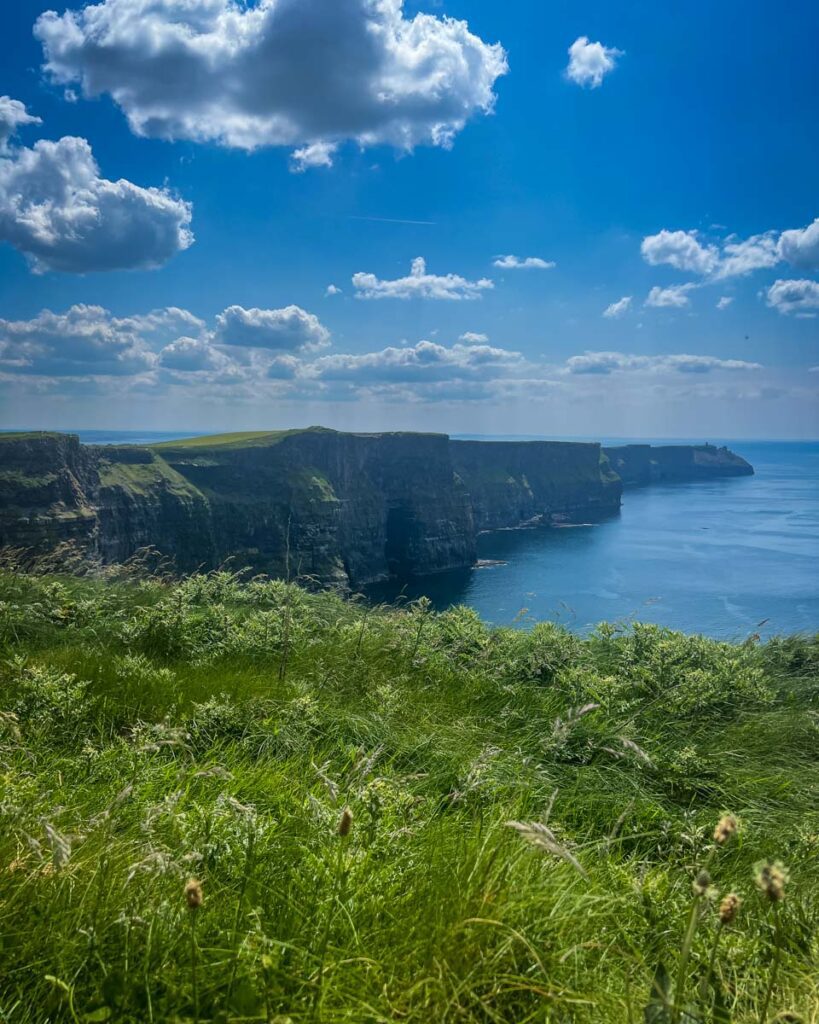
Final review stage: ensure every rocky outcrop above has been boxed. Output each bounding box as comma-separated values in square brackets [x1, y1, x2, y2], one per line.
[0, 429, 753, 585]
[603, 443, 754, 487]
[0, 432, 99, 552]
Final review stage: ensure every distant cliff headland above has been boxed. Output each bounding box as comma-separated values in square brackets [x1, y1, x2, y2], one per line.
[0, 429, 753, 586]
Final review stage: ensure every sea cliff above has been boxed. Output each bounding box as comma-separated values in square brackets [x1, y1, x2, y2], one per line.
[0, 429, 752, 585]
[603, 442, 754, 487]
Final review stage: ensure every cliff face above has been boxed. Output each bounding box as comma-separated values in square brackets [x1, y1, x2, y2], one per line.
[604, 443, 754, 487]
[152, 429, 476, 583]
[0, 433, 99, 553]
[0, 430, 752, 585]
[450, 440, 622, 531]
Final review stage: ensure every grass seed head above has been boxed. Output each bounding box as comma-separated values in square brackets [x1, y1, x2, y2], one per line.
[719, 892, 741, 924]
[184, 878, 203, 910]
[338, 807, 353, 838]
[693, 869, 712, 896]
[714, 814, 739, 845]
[755, 860, 788, 902]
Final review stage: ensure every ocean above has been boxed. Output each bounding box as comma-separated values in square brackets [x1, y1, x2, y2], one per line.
[13, 431, 818, 639]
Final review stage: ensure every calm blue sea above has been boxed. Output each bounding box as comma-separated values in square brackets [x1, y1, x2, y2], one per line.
[9, 431, 817, 639]
[373, 439, 819, 640]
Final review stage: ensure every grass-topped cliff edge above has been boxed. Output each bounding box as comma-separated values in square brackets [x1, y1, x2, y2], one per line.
[0, 569, 816, 1022]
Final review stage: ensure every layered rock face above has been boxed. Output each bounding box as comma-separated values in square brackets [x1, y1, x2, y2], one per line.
[450, 440, 622, 530]
[0, 433, 99, 552]
[603, 443, 754, 487]
[0, 429, 752, 585]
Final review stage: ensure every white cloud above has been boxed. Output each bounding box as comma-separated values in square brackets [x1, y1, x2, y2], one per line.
[641, 230, 719, 275]
[565, 36, 622, 88]
[325, 285, 342, 297]
[765, 279, 819, 317]
[121, 307, 207, 340]
[310, 338, 521, 386]
[0, 304, 156, 376]
[716, 296, 733, 310]
[352, 257, 493, 300]
[36, 0, 508, 162]
[0, 100, 193, 273]
[459, 331, 489, 343]
[603, 296, 632, 319]
[778, 218, 819, 271]
[714, 232, 779, 279]
[290, 141, 337, 173]
[0, 96, 41, 151]
[492, 254, 555, 270]
[158, 336, 227, 373]
[215, 305, 330, 351]
[566, 351, 761, 375]
[645, 284, 696, 308]
[642, 217, 819, 282]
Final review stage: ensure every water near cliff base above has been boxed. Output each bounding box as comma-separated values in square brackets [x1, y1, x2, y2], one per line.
[369, 439, 819, 640]
[20, 432, 818, 640]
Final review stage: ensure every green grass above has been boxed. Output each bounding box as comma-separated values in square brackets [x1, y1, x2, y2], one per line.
[0, 569, 817, 1023]
[150, 427, 334, 451]
[98, 456, 205, 499]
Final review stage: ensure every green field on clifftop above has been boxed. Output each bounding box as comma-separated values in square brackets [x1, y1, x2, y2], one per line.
[0, 570, 817, 1023]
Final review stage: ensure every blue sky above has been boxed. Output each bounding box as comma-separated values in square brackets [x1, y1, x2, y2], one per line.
[0, 0, 817, 437]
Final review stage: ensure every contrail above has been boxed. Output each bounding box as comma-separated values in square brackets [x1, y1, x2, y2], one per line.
[348, 215, 436, 226]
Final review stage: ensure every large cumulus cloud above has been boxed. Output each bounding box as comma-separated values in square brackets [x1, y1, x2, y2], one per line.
[0, 97, 193, 273]
[0, 304, 157, 376]
[35, 0, 508, 161]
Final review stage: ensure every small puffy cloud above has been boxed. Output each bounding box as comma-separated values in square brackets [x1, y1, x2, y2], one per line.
[602, 296, 632, 319]
[715, 232, 779, 279]
[158, 336, 227, 372]
[566, 36, 622, 88]
[778, 218, 819, 270]
[459, 331, 489, 343]
[645, 283, 696, 308]
[0, 103, 193, 273]
[492, 254, 555, 270]
[122, 307, 207, 340]
[566, 350, 761, 375]
[765, 279, 819, 316]
[352, 257, 493, 300]
[0, 304, 156, 376]
[36, 0, 508, 162]
[641, 230, 719, 275]
[716, 296, 733, 310]
[266, 355, 301, 380]
[325, 284, 342, 297]
[0, 96, 41, 150]
[290, 141, 337, 173]
[215, 305, 330, 351]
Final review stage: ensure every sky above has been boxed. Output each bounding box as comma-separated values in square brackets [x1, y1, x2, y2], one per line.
[0, 0, 817, 439]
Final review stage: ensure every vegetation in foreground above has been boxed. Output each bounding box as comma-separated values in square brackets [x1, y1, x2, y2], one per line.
[0, 569, 817, 1023]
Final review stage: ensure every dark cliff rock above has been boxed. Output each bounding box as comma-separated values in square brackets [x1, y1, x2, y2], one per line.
[451, 440, 622, 530]
[0, 432, 99, 552]
[0, 429, 753, 585]
[152, 429, 476, 583]
[603, 443, 754, 487]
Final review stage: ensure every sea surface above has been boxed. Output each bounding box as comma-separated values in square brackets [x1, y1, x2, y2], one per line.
[371, 439, 819, 640]
[7, 431, 817, 639]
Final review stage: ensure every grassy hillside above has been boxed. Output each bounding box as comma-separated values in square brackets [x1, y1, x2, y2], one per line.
[150, 428, 333, 452]
[0, 570, 816, 1023]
